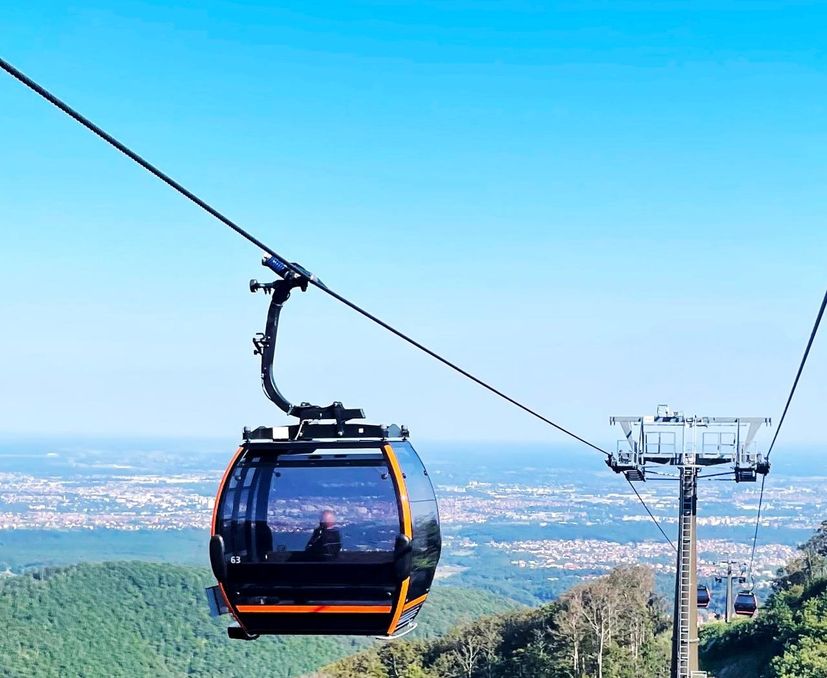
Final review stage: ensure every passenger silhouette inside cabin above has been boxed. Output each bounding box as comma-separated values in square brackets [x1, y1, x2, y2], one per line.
[305, 509, 342, 560]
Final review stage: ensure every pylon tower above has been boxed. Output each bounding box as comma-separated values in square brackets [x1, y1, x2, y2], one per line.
[606, 405, 769, 678]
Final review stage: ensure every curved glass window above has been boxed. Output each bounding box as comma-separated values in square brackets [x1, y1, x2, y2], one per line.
[218, 450, 401, 564]
[267, 463, 400, 555]
[392, 441, 436, 502]
[408, 499, 441, 599]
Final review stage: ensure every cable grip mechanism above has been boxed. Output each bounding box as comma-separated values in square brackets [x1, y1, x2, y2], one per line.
[250, 256, 364, 436]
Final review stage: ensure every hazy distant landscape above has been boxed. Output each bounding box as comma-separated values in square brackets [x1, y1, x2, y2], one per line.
[1, 437, 822, 610]
[2, 436, 823, 676]
[3, 0, 827, 675]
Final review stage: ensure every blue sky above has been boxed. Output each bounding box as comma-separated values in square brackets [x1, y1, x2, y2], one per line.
[0, 1, 825, 451]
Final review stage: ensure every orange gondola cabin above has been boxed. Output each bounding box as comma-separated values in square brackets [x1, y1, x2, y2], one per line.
[205, 258, 441, 639]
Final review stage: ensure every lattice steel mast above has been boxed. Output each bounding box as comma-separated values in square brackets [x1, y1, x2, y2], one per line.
[606, 405, 770, 678]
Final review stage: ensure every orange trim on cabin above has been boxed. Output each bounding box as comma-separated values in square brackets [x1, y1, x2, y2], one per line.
[211, 445, 245, 535]
[386, 577, 411, 634]
[403, 593, 428, 611]
[212, 445, 248, 634]
[384, 444, 412, 538]
[237, 604, 392, 614]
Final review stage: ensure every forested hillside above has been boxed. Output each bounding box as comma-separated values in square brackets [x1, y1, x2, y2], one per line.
[321, 566, 671, 678]
[321, 523, 827, 678]
[0, 562, 512, 678]
[5, 524, 826, 677]
[700, 521, 827, 678]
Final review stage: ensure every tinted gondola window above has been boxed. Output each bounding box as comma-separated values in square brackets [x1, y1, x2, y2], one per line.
[408, 500, 441, 600]
[266, 463, 400, 556]
[219, 454, 268, 558]
[392, 441, 436, 502]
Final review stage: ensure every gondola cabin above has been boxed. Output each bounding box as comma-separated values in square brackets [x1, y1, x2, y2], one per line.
[205, 259, 442, 638]
[733, 590, 757, 617]
[697, 584, 711, 609]
[207, 424, 441, 639]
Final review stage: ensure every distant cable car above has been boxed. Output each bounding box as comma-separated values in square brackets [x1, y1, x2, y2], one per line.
[733, 590, 758, 617]
[697, 584, 711, 609]
[205, 259, 441, 640]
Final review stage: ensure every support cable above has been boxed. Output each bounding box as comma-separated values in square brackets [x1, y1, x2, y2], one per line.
[625, 477, 677, 552]
[766, 289, 827, 460]
[642, 470, 680, 479]
[697, 471, 736, 479]
[749, 288, 826, 576]
[0, 57, 610, 457]
[748, 474, 767, 576]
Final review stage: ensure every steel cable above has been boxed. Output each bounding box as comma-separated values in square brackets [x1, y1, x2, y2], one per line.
[748, 288, 826, 576]
[0, 56, 610, 457]
[626, 477, 677, 552]
[766, 289, 827, 460]
[748, 474, 767, 576]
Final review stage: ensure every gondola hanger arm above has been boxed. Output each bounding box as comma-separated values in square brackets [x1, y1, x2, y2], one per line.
[250, 257, 364, 435]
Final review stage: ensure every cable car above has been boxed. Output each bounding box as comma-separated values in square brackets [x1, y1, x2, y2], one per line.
[733, 590, 758, 617]
[206, 258, 441, 639]
[209, 425, 440, 639]
[697, 584, 711, 609]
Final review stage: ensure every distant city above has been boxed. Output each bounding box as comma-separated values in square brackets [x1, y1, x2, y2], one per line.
[1, 439, 822, 594]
